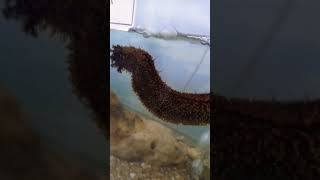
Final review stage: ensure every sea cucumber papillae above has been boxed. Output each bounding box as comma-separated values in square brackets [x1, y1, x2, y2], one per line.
[111, 45, 210, 125]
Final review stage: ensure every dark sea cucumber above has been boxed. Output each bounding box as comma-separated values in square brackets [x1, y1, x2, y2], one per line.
[110, 45, 210, 125]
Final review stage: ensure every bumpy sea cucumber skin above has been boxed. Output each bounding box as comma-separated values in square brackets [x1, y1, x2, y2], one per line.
[111, 45, 210, 125]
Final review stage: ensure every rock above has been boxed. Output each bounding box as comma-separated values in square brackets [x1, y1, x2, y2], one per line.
[111, 117, 190, 166]
[187, 147, 202, 161]
[110, 91, 145, 140]
[110, 90, 194, 167]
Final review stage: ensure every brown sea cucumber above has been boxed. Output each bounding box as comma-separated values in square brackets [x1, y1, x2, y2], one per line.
[110, 45, 210, 125]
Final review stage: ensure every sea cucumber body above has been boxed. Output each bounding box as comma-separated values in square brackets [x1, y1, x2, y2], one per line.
[131, 65, 210, 125]
[111, 45, 210, 125]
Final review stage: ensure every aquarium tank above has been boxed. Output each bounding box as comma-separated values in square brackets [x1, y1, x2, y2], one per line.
[110, 0, 210, 179]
